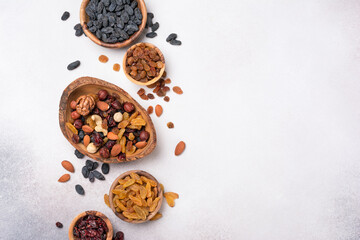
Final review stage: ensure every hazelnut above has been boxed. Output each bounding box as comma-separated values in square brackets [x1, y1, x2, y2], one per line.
[76, 95, 95, 116]
[73, 119, 83, 129]
[98, 90, 108, 101]
[111, 100, 122, 110]
[70, 100, 77, 110]
[139, 130, 150, 141]
[123, 102, 135, 113]
[99, 147, 110, 158]
[71, 111, 81, 120]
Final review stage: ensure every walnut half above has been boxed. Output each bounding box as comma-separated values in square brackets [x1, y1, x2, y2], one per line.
[76, 95, 95, 116]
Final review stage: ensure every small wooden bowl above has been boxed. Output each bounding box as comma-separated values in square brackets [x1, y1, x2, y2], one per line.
[80, 0, 147, 48]
[109, 170, 163, 224]
[68, 210, 113, 240]
[59, 76, 157, 163]
[123, 42, 166, 86]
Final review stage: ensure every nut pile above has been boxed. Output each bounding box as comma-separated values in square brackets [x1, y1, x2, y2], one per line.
[125, 43, 164, 83]
[66, 89, 150, 161]
[73, 214, 108, 239]
[112, 172, 161, 221]
[85, 0, 143, 44]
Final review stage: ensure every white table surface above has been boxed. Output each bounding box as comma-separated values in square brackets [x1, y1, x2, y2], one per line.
[1, 0, 360, 239]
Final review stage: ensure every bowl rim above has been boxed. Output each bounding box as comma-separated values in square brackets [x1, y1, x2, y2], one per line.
[58, 76, 157, 163]
[80, 0, 147, 48]
[68, 210, 113, 240]
[109, 170, 163, 223]
[122, 42, 166, 86]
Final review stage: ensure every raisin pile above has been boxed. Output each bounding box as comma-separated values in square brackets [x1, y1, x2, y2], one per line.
[73, 215, 108, 240]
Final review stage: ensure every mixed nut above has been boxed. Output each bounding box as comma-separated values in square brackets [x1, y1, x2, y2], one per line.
[66, 89, 151, 161]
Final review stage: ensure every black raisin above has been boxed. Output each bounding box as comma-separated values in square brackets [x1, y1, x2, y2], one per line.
[92, 162, 99, 170]
[61, 11, 70, 21]
[166, 33, 177, 42]
[146, 32, 157, 38]
[125, 5, 133, 15]
[75, 184, 85, 195]
[120, 12, 129, 23]
[151, 22, 159, 32]
[89, 172, 95, 183]
[56, 222, 63, 228]
[170, 39, 182, 46]
[134, 8, 142, 20]
[78, 130, 85, 141]
[93, 170, 105, 180]
[101, 163, 110, 174]
[75, 29, 83, 37]
[109, 2, 117, 12]
[131, 1, 137, 8]
[74, 149, 84, 158]
[74, 23, 82, 30]
[82, 166, 90, 178]
[86, 160, 94, 170]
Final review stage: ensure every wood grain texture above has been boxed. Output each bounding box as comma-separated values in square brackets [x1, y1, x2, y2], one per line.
[123, 42, 166, 86]
[59, 76, 157, 163]
[80, 0, 147, 48]
[68, 210, 113, 240]
[109, 170, 163, 224]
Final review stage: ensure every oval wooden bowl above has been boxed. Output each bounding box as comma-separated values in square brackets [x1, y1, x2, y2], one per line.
[80, 0, 147, 48]
[68, 210, 113, 240]
[123, 42, 166, 86]
[59, 76, 157, 163]
[109, 170, 163, 224]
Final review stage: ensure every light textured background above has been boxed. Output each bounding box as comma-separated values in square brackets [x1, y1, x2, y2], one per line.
[1, 0, 360, 239]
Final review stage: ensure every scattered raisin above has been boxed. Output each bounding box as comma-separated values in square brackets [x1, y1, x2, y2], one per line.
[147, 106, 153, 114]
[113, 63, 120, 72]
[75, 184, 85, 195]
[99, 55, 109, 63]
[147, 93, 154, 99]
[101, 163, 110, 174]
[164, 96, 170, 102]
[167, 122, 174, 128]
[67, 60, 80, 70]
[56, 222, 63, 228]
[74, 149, 84, 159]
[61, 11, 70, 21]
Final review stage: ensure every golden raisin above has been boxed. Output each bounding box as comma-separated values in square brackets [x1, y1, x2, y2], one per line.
[150, 212, 162, 221]
[113, 63, 120, 71]
[99, 55, 109, 63]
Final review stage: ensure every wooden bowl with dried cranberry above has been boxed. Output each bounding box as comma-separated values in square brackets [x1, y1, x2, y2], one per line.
[109, 170, 163, 224]
[123, 42, 165, 86]
[69, 210, 113, 240]
[59, 76, 156, 163]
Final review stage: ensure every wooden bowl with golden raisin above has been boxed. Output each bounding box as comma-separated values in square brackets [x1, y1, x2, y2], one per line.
[59, 76, 157, 163]
[123, 42, 166, 86]
[109, 170, 163, 223]
[68, 210, 113, 240]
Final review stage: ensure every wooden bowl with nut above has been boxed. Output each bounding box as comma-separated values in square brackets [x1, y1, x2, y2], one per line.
[59, 76, 157, 163]
[123, 42, 166, 86]
[80, 0, 147, 48]
[109, 170, 163, 223]
[68, 210, 113, 240]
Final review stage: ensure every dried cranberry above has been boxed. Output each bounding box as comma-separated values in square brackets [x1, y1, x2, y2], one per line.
[92, 132, 103, 147]
[93, 108, 101, 115]
[105, 140, 117, 149]
[73, 215, 108, 239]
[106, 95, 115, 103]
[108, 117, 117, 127]
[114, 231, 124, 240]
[111, 100, 122, 110]
[107, 107, 117, 116]
[125, 128, 135, 133]
[100, 111, 108, 118]
[72, 134, 80, 143]
[56, 222, 63, 228]
[73, 119, 83, 129]
[99, 147, 110, 158]
[118, 152, 126, 161]
[139, 130, 150, 141]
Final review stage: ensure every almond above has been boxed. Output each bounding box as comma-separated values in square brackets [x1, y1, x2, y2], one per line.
[173, 86, 183, 95]
[175, 141, 186, 156]
[83, 135, 90, 147]
[58, 174, 70, 182]
[155, 104, 163, 117]
[97, 101, 110, 111]
[107, 132, 119, 140]
[82, 125, 94, 133]
[111, 144, 122, 156]
[135, 141, 147, 149]
[61, 160, 74, 173]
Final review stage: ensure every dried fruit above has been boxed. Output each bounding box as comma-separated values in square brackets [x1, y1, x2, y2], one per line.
[137, 88, 145, 96]
[82, 166, 89, 178]
[175, 141, 186, 156]
[147, 106, 153, 114]
[56, 222, 63, 228]
[93, 170, 105, 180]
[164, 78, 171, 84]
[166, 33, 177, 42]
[164, 96, 170, 102]
[66, 122, 78, 135]
[67, 60, 80, 70]
[164, 192, 179, 207]
[167, 122, 174, 129]
[146, 32, 157, 38]
[113, 63, 120, 72]
[101, 163, 109, 174]
[104, 194, 110, 207]
[150, 212, 162, 221]
[61, 11, 70, 21]
[98, 55, 109, 63]
[113, 231, 124, 240]
[173, 86, 183, 94]
[72, 214, 108, 239]
[58, 174, 70, 182]
[61, 160, 75, 173]
[170, 39, 182, 46]
[155, 105, 163, 117]
[75, 184, 85, 195]
[74, 149, 84, 159]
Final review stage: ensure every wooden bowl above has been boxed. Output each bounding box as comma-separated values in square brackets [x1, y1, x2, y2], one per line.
[109, 170, 163, 223]
[123, 42, 166, 86]
[80, 0, 147, 48]
[68, 210, 113, 240]
[59, 76, 157, 163]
